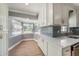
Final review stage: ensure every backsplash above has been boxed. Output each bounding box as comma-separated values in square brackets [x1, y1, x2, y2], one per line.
[41, 25, 61, 37]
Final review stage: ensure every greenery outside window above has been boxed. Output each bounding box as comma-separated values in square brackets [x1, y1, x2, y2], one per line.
[23, 23, 34, 34]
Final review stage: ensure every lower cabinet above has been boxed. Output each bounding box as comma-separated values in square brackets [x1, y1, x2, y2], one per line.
[36, 35, 72, 56]
[37, 36, 48, 55]
[43, 40, 48, 55]
[48, 44, 54, 56]
[38, 37, 44, 51]
[37, 36, 60, 56]
[62, 46, 71, 56]
[47, 43, 59, 56]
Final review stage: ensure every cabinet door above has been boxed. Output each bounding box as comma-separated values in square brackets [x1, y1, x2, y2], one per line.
[38, 4, 47, 27]
[48, 44, 53, 56]
[42, 4, 47, 26]
[62, 5, 69, 25]
[38, 37, 44, 51]
[48, 43, 59, 56]
[43, 40, 48, 55]
[62, 46, 71, 56]
[77, 15, 79, 27]
[76, 10, 79, 27]
[53, 3, 62, 25]
[47, 3, 53, 25]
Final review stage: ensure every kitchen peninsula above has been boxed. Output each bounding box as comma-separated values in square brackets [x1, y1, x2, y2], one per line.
[35, 33, 79, 56]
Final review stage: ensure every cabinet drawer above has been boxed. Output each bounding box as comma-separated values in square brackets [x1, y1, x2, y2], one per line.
[62, 46, 71, 56]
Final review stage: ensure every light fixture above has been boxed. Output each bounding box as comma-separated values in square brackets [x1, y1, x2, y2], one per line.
[25, 3, 29, 5]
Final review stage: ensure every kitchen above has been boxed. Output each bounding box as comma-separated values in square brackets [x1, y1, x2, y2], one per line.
[0, 3, 79, 56]
[35, 3, 79, 56]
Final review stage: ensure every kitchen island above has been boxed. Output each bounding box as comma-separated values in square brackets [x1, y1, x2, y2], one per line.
[35, 33, 79, 56]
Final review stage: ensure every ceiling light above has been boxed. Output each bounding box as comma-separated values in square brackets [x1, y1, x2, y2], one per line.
[25, 3, 29, 5]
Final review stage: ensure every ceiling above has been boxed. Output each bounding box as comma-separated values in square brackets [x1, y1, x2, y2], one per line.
[73, 3, 79, 6]
[8, 3, 42, 14]
[68, 3, 79, 10]
[8, 3, 79, 16]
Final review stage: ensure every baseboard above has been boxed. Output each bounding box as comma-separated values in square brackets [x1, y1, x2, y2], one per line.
[22, 38, 35, 41]
[8, 40, 23, 51]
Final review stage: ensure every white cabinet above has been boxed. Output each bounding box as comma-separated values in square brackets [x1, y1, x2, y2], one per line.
[38, 3, 53, 27]
[37, 37, 44, 51]
[47, 3, 69, 26]
[48, 44, 54, 56]
[53, 3, 62, 25]
[53, 4, 74, 26]
[76, 10, 79, 27]
[62, 46, 71, 56]
[48, 43, 60, 56]
[36, 34, 72, 56]
[38, 3, 78, 27]
[36, 34, 60, 56]
[38, 4, 47, 27]
[62, 5, 69, 26]
[53, 4, 69, 26]
[47, 3, 53, 25]
[43, 40, 48, 55]
[37, 35, 48, 55]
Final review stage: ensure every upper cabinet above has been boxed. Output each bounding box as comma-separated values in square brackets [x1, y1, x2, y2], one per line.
[53, 4, 62, 25]
[75, 9, 79, 27]
[38, 3, 79, 27]
[76, 10, 79, 27]
[53, 3, 79, 27]
[53, 4, 70, 26]
[38, 3, 47, 27]
[62, 4, 69, 26]
[47, 3, 53, 25]
[38, 3, 53, 27]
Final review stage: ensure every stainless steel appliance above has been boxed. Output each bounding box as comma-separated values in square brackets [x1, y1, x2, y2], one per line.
[69, 27, 79, 39]
[41, 25, 61, 37]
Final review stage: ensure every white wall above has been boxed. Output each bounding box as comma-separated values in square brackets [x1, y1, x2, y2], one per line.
[0, 4, 8, 56]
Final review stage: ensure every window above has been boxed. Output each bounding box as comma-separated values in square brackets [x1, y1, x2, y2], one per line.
[61, 26, 67, 33]
[23, 23, 34, 34]
[12, 20, 22, 36]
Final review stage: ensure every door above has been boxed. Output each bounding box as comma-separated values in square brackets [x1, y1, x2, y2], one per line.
[0, 4, 8, 56]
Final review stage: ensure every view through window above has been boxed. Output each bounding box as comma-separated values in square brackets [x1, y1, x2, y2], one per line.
[12, 19, 22, 36]
[23, 23, 34, 34]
